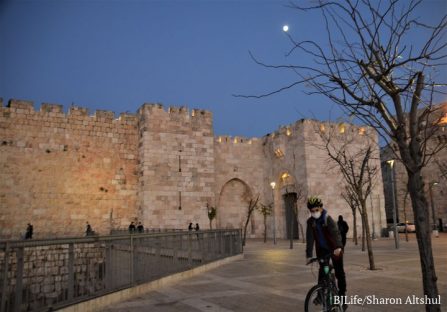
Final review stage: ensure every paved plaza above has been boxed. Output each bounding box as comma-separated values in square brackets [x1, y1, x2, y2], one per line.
[102, 234, 447, 312]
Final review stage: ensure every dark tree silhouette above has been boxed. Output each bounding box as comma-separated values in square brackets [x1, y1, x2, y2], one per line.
[316, 123, 379, 270]
[235, 1, 446, 310]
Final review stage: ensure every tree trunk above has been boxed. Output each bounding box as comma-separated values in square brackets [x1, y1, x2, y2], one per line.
[263, 215, 267, 243]
[352, 208, 358, 245]
[360, 207, 375, 270]
[299, 221, 305, 243]
[407, 170, 440, 312]
[361, 214, 365, 252]
[403, 192, 409, 242]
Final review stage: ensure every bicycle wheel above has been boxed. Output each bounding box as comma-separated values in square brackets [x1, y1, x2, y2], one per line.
[305, 284, 343, 312]
[328, 286, 343, 312]
[305, 284, 326, 312]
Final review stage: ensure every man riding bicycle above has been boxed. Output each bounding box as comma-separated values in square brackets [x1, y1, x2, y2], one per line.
[306, 196, 347, 299]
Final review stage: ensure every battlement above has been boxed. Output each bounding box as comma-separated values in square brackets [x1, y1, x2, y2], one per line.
[138, 102, 212, 120]
[215, 135, 259, 145]
[2, 98, 138, 124]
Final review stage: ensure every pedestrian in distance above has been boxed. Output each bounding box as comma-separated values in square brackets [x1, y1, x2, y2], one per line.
[85, 222, 94, 236]
[128, 221, 136, 233]
[137, 222, 144, 233]
[306, 196, 347, 299]
[188, 222, 193, 231]
[25, 223, 33, 239]
[195, 223, 200, 231]
[337, 215, 349, 249]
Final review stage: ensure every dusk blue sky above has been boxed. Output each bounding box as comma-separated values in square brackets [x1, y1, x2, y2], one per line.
[1, 0, 446, 138]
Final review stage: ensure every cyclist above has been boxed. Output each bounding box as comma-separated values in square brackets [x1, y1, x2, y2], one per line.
[306, 196, 347, 300]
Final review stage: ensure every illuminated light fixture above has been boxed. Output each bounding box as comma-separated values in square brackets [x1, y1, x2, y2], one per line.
[274, 148, 284, 158]
[281, 172, 290, 181]
[439, 112, 447, 125]
[339, 124, 345, 134]
[218, 137, 222, 143]
[191, 110, 195, 117]
[359, 127, 366, 135]
[320, 124, 325, 132]
[233, 137, 238, 144]
[270, 182, 276, 189]
[387, 159, 395, 168]
[286, 128, 292, 136]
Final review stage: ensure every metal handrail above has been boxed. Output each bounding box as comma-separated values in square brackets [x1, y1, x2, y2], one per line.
[0, 229, 242, 312]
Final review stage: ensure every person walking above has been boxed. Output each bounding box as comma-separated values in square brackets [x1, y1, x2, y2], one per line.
[337, 215, 349, 249]
[305, 196, 347, 300]
[128, 221, 136, 233]
[137, 222, 144, 233]
[85, 222, 94, 236]
[195, 223, 200, 231]
[25, 223, 33, 239]
[188, 223, 193, 231]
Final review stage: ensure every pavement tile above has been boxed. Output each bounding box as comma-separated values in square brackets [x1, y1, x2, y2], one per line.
[102, 233, 447, 312]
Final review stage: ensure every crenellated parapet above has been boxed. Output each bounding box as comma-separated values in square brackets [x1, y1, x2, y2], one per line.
[2, 99, 138, 125]
[137, 103, 212, 121]
[215, 135, 260, 145]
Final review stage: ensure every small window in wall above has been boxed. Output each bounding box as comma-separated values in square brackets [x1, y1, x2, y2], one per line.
[275, 148, 284, 158]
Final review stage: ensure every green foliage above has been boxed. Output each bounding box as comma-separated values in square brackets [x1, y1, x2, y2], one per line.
[207, 206, 217, 221]
[257, 203, 272, 216]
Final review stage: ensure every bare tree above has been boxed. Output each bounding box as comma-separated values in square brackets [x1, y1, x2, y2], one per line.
[236, 1, 446, 308]
[316, 123, 379, 269]
[242, 195, 260, 246]
[341, 186, 359, 246]
[257, 202, 272, 243]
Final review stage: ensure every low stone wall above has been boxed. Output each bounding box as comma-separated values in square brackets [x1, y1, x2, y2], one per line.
[0, 242, 106, 310]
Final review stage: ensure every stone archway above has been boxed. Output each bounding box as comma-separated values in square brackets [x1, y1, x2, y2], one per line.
[217, 178, 252, 229]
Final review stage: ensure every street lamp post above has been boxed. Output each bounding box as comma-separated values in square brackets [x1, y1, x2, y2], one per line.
[270, 182, 276, 245]
[429, 181, 439, 237]
[387, 160, 399, 249]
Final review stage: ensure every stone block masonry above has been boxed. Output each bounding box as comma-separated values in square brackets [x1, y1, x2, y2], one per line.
[0, 98, 386, 239]
[0, 100, 139, 238]
[0, 243, 106, 310]
[137, 104, 215, 230]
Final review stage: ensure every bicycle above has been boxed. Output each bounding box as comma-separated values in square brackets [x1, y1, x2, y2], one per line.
[304, 256, 343, 312]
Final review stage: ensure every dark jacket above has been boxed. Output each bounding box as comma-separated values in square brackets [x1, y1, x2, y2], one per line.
[306, 211, 343, 258]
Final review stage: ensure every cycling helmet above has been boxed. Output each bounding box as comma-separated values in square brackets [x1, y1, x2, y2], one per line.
[307, 196, 323, 209]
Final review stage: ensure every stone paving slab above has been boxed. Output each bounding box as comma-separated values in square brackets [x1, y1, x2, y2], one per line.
[102, 233, 447, 311]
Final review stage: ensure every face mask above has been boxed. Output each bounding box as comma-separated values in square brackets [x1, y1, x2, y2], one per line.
[311, 211, 321, 219]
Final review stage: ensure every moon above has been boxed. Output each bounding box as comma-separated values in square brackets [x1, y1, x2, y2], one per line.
[283, 25, 289, 32]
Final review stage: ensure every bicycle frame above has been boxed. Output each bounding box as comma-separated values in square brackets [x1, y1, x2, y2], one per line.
[306, 256, 342, 312]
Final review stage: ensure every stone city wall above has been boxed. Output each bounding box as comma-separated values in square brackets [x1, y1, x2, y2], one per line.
[137, 104, 215, 230]
[380, 103, 447, 229]
[300, 120, 386, 239]
[0, 97, 387, 239]
[0, 99, 139, 238]
[214, 135, 266, 235]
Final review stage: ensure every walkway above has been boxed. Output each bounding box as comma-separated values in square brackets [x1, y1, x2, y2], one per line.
[102, 234, 447, 311]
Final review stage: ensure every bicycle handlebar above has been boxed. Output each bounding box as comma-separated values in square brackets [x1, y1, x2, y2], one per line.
[306, 255, 332, 266]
